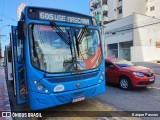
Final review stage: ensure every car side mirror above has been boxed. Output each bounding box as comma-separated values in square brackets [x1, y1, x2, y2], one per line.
[17, 21, 26, 40]
[108, 65, 115, 69]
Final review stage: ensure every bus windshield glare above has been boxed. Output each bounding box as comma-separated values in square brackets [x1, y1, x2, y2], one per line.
[29, 24, 102, 73]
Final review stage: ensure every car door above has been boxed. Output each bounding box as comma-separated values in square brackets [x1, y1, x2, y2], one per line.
[105, 60, 119, 83]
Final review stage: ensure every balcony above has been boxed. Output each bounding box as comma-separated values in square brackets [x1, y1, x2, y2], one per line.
[91, 0, 101, 9]
[103, 16, 109, 22]
[102, 4, 108, 11]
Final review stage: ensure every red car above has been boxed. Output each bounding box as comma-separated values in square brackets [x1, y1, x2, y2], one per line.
[105, 58, 155, 90]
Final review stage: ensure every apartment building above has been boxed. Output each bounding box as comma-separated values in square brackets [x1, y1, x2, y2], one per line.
[90, 0, 147, 24]
[90, 0, 160, 62]
[146, 0, 160, 18]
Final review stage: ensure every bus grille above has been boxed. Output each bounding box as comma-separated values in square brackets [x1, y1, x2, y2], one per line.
[46, 72, 99, 83]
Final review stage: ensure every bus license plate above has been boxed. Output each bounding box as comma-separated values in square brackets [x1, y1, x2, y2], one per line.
[149, 78, 154, 81]
[72, 97, 85, 103]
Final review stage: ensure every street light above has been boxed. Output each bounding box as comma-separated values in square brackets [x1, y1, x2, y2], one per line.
[0, 25, 10, 58]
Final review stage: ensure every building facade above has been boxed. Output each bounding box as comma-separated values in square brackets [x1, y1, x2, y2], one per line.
[90, 0, 160, 62]
[90, 0, 148, 24]
[90, 0, 160, 24]
[105, 13, 160, 61]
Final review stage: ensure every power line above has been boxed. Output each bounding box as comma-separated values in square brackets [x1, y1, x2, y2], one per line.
[106, 20, 160, 34]
[2, 14, 15, 21]
[105, 16, 160, 30]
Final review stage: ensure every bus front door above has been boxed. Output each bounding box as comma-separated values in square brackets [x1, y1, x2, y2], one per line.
[12, 26, 27, 104]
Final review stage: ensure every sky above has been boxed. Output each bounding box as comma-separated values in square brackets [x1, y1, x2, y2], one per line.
[0, 0, 89, 56]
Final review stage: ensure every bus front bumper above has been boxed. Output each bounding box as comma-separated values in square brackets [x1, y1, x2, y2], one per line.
[29, 81, 105, 110]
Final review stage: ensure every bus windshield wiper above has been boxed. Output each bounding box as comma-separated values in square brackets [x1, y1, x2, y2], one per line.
[74, 32, 84, 59]
[50, 21, 72, 45]
[50, 21, 75, 63]
[77, 25, 88, 44]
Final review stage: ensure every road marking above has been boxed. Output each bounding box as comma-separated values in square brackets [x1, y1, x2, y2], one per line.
[148, 86, 160, 90]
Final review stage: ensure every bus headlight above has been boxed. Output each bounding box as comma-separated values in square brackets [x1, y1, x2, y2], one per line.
[98, 75, 104, 83]
[45, 89, 48, 93]
[37, 85, 43, 90]
[34, 80, 38, 84]
[98, 79, 102, 83]
[102, 72, 105, 75]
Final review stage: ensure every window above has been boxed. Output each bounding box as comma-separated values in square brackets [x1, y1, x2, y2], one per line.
[103, 11, 108, 17]
[119, 0, 122, 2]
[29, 24, 102, 73]
[105, 60, 115, 69]
[102, 0, 108, 5]
[7, 46, 12, 62]
[150, 6, 155, 11]
[16, 38, 24, 63]
[118, 6, 122, 14]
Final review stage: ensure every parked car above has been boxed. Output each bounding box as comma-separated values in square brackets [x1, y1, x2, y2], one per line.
[105, 58, 155, 90]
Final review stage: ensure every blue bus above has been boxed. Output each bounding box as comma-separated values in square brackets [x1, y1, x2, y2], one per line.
[10, 6, 105, 110]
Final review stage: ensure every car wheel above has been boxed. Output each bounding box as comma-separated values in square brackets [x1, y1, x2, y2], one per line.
[119, 77, 132, 90]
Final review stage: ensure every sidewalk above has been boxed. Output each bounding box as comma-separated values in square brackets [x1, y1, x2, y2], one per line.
[0, 67, 12, 120]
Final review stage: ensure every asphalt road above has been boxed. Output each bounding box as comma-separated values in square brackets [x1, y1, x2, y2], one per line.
[96, 77, 160, 110]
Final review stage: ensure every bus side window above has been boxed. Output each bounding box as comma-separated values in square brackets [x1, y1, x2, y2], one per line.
[16, 31, 24, 63]
[8, 46, 12, 62]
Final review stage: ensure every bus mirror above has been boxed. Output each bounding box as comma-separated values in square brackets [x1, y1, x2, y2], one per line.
[17, 21, 26, 40]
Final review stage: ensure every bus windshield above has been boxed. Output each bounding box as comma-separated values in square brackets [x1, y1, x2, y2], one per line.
[29, 24, 102, 73]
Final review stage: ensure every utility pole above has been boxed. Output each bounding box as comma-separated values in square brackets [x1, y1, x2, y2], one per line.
[100, 0, 106, 58]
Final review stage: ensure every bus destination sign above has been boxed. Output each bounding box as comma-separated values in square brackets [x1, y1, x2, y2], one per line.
[39, 11, 91, 25]
[27, 8, 95, 25]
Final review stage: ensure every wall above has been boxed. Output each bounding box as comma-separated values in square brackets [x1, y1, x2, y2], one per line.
[105, 15, 133, 32]
[123, 0, 146, 17]
[146, 0, 160, 18]
[105, 15, 134, 45]
[105, 13, 160, 62]
[108, 0, 118, 21]
[131, 46, 160, 62]
[133, 13, 160, 46]
[105, 15, 134, 58]
[132, 13, 160, 62]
